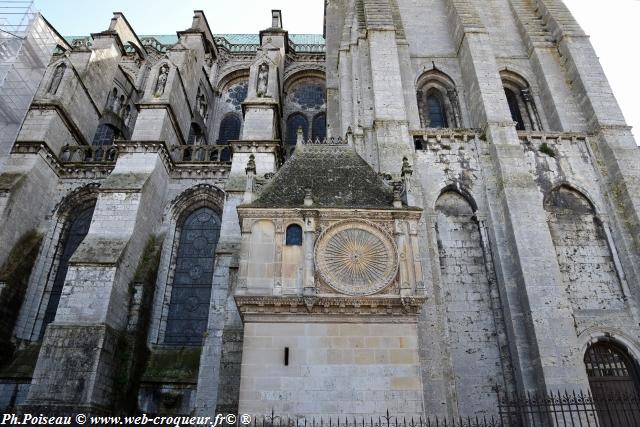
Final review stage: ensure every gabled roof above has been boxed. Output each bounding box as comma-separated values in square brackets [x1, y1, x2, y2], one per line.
[247, 144, 395, 209]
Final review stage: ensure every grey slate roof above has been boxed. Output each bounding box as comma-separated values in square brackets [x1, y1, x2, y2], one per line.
[248, 144, 395, 209]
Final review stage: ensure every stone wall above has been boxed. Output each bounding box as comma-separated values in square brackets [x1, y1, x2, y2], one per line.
[545, 186, 625, 311]
[238, 322, 424, 417]
[435, 191, 514, 416]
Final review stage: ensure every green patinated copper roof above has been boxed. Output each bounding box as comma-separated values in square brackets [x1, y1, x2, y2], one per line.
[248, 144, 395, 209]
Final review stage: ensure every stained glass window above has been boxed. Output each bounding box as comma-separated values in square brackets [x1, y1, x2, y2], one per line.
[505, 88, 525, 131]
[218, 114, 241, 145]
[286, 224, 303, 246]
[286, 113, 308, 145]
[165, 207, 221, 346]
[41, 205, 95, 338]
[226, 81, 248, 110]
[426, 92, 447, 128]
[312, 113, 326, 141]
[92, 124, 119, 146]
[292, 84, 325, 109]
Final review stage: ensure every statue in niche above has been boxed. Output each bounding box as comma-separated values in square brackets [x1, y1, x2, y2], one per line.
[256, 63, 269, 97]
[48, 63, 66, 94]
[154, 64, 170, 97]
[197, 90, 207, 119]
[123, 105, 131, 126]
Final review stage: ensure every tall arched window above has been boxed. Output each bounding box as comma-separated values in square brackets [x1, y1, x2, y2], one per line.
[47, 63, 66, 94]
[91, 124, 120, 161]
[286, 113, 309, 145]
[312, 113, 326, 141]
[218, 114, 241, 145]
[501, 70, 543, 131]
[504, 88, 525, 131]
[41, 204, 95, 338]
[187, 123, 203, 145]
[416, 70, 461, 129]
[426, 91, 447, 128]
[165, 207, 221, 345]
[92, 123, 119, 146]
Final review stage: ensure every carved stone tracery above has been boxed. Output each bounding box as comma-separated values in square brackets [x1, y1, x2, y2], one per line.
[314, 221, 398, 296]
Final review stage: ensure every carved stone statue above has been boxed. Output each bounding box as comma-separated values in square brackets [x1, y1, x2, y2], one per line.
[256, 63, 269, 97]
[197, 90, 207, 119]
[123, 105, 131, 126]
[48, 63, 66, 94]
[154, 64, 170, 97]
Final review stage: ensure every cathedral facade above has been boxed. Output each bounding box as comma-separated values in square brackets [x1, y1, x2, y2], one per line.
[1, 0, 640, 419]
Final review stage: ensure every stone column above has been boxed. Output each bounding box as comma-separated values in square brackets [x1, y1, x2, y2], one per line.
[302, 212, 317, 297]
[363, 0, 413, 173]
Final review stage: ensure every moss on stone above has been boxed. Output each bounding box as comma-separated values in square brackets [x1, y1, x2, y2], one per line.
[142, 347, 202, 383]
[133, 235, 163, 284]
[0, 229, 43, 365]
[0, 343, 41, 378]
[539, 142, 556, 158]
[112, 235, 163, 413]
[0, 173, 25, 191]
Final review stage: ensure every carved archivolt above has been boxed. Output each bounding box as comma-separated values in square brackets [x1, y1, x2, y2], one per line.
[314, 221, 398, 296]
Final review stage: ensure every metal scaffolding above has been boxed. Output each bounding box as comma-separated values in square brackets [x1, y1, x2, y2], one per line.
[0, 0, 58, 160]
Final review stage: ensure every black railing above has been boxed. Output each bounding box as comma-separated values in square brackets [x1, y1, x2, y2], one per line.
[169, 144, 232, 163]
[499, 390, 640, 427]
[224, 391, 640, 427]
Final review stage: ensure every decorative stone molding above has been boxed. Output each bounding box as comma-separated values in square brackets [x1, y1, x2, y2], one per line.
[10, 141, 115, 179]
[314, 220, 399, 296]
[235, 294, 425, 317]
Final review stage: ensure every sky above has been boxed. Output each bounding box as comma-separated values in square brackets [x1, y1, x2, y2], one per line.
[35, 0, 639, 138]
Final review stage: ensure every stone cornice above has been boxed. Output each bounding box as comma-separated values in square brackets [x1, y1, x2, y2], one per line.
[237, 207, 423, 222]
[231, 140, 281, 153]
[234, 294, 426, 318]
[10, 141, 114, 179]
[114, 140, 231, 180]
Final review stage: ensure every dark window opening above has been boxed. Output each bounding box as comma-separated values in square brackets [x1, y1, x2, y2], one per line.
[286, 114, 309, 146]
[426, 92, 447, 128]
[92, 124, 119, 146]
[505, 88, 525, 131]
[165, 207, 221, 346]
[218, 114, 241, 145]
[312, 113, 326, 141]
[187, 123, 203, 145]
[285, 224, 303, 246]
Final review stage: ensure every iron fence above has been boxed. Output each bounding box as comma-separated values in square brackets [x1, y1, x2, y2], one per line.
[232, 391, 640, 427]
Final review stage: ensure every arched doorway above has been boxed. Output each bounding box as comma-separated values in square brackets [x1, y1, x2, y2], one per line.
[585, 341, 640, 426]
[586, 342, 640, 395]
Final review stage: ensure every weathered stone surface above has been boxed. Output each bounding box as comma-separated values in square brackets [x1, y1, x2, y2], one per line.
[0, 0, 639, 419]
